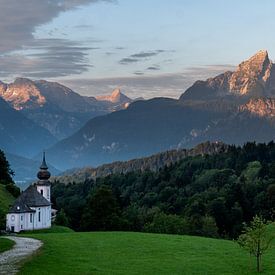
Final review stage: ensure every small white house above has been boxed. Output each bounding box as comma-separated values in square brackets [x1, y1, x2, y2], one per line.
[6, 153, 52, 233]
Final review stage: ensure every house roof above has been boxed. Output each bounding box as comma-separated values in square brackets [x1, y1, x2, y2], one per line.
[8, 185, 50, 213]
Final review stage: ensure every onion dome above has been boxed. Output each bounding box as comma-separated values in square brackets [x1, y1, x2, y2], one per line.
[37, 152, 51, 180]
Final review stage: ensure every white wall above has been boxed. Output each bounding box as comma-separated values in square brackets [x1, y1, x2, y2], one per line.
[36, 185, 51, 202]
[6, 206, 51, 232]
[31, 206, 51, 229]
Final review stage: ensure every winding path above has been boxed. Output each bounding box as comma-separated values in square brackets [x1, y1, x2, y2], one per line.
[0, 236, 42, 275]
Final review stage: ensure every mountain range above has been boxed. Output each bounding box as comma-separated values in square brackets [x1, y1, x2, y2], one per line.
[0, 79, 136, 180]
[43, 50, 275, 170]
[0, 78, 135, 140]
[1, 50, 275, 175]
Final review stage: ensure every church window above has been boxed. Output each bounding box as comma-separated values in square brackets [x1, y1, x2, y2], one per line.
[11, 215, 15, 221]
[30, 213, 33, 223]
[38, 212, 41, 222]
[21, 215, 23, 221]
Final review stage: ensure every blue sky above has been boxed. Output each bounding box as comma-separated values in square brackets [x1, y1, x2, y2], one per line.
[1, 0, 275, 98]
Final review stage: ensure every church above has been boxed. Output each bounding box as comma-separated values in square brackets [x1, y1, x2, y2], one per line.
[6, 153, 52, 233]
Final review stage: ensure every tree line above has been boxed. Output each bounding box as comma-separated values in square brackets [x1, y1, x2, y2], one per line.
[0, 150, 20, 230]
[52, 141, 275, 239]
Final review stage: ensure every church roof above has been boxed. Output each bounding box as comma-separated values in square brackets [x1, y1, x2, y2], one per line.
[8, 185, 50, 213]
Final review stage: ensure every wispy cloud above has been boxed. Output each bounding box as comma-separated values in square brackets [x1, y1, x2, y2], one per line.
[119, 50, 167, 65]
[59, 64, 235, 99]
[0, 38, 100, 78]
[147, 66, 161, 71]
[119, 57, 139, 64]
[0, 0, 113, 78]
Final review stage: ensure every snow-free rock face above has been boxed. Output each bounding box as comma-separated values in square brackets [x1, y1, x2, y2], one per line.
[0, 78, 46, 110]
[0, 78, 98, 112]
[180, 50, 275, 100]
[240, 98, 275, 117]
[229, 50, 273, 96]
[96, 88, 133, 105]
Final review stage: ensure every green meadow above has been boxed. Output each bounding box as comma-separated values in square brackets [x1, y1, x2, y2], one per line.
[19, 225, 275, 275]
[0, 237, 14, 253]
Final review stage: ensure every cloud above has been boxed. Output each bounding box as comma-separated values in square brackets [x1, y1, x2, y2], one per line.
[147, 66, 160, 71]
[119, 58, 139, 64]
[59, 64, 235, 99]
[0, 0, 113, 78]
[0, 38, 99, 78]
[119, 50, 166, 65]
[133, 72, 144, 75]
[0, 0, 112, 53]
[131, 51, 161, 58]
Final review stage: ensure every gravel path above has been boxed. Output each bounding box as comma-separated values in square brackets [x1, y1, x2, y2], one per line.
[0, 236, 42, 275]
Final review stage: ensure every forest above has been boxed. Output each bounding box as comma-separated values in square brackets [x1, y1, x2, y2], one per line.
[52, 141, 275, 239]
[0, 150, 20, 229]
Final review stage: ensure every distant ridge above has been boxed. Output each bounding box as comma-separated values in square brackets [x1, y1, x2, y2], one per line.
[56, 141, 228, 183]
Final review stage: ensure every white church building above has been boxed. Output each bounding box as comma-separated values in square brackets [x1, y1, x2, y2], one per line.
[6, 153, 52, 233]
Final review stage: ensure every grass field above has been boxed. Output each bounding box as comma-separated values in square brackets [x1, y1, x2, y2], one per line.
[22, 225, 74, 235]
[0, 237, 14, 253]
[0, 184, 14, 210]
[19, 225, 275, 275]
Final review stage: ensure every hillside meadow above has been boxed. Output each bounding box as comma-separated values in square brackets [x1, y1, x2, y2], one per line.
[0, 237, 14, 253]
[19, 225, 275, 275]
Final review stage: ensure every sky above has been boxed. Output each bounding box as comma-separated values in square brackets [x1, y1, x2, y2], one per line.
[1, 0, 275, 98]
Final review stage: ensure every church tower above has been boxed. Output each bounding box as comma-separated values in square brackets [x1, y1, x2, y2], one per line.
[36, 152, 51, 202]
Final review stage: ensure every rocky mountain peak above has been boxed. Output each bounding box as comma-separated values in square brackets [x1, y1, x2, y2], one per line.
[0, 78, 46, 110]
[229, 50, 273, 96]
[96, 88, 132, 104]
[180, 50, 275, 101]
[110, 88, 123, 103]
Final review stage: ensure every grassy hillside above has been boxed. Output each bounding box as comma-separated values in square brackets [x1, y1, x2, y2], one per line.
[20, 227, 275, 275]
[0, 184, 14, 211]
[0, 238, 14, 253]
[22, 225, 74, 235]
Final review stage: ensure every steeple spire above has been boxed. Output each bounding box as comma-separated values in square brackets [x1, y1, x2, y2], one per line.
[40, 151, 48, 170]
[37, 152, 51, 181]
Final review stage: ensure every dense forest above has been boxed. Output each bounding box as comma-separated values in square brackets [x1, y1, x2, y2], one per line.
[53, 141, 275, 239]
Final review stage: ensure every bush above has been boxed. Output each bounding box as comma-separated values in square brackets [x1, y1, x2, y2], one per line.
[55, 209, 69, 227]
[144, 212, 189, 235]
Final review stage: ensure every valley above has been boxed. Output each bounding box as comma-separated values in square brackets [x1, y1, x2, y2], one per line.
[1, 2, 275, 275]
[1, 51, 275, 175]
